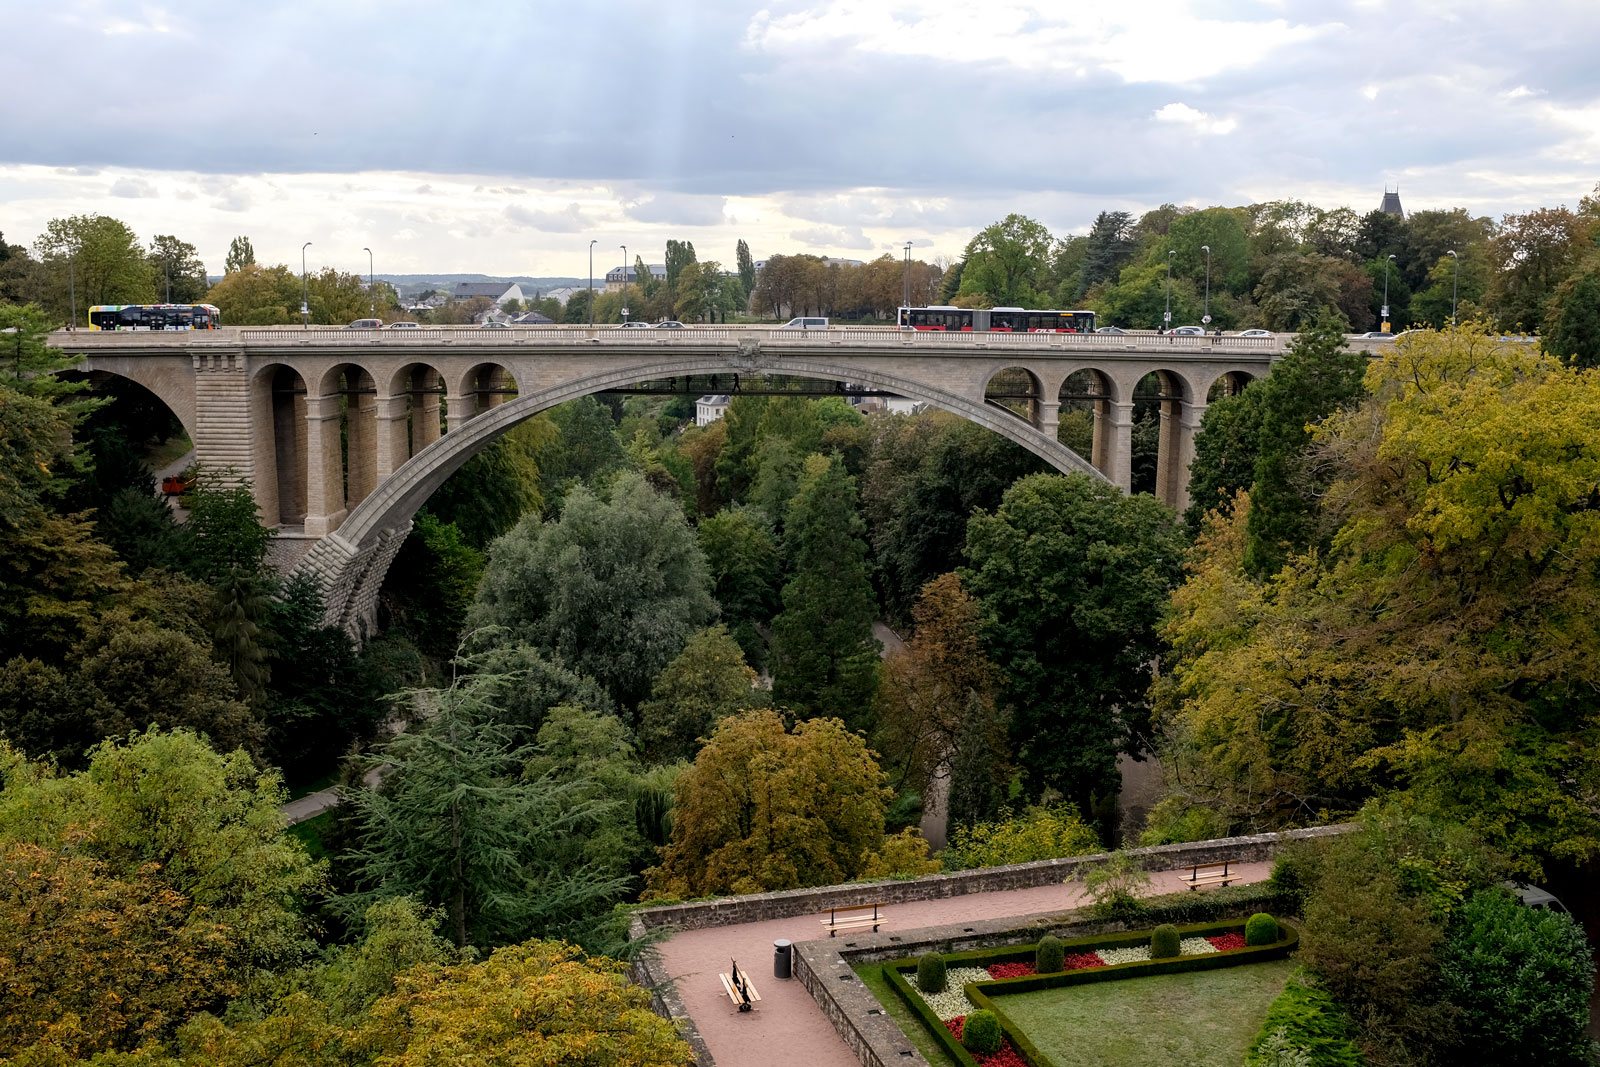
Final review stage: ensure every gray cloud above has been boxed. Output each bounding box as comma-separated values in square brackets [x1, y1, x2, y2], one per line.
[109, 177, 156, 198]
[505, 202, 588, 232]
[623, 192, 729, 226]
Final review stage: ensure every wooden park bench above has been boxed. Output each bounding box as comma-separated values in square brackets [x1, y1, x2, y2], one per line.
[719, 959, 760, 1013]
[1179, 860, 1236, 891]
[820, 902, 887, 937]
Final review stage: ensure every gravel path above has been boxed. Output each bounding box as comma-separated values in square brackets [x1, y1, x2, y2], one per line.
[657, 862, 1272, 1067]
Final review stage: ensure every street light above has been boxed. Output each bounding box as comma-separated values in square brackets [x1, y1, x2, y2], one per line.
[68, 253, 77, 330]
[1164, 250, 1175, 332]
[620, 244, 627, 322]
[588, 239, 597, 326]
[301, 242, 312, 328]
[364, 247, 375, 317]
[1446, 249, 1459, 325]
[1382, 254, 1396, 332]
[1200, 245, 1211, 326]
[163, 259, 171, 303]
[903, 241, 913, 311]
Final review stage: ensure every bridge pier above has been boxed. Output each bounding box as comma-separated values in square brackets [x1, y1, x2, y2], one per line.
[303, 394, 349, 536]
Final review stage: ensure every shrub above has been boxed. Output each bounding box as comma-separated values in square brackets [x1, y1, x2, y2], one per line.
[1079, 849, 1151, 921]
[1438, 888, 1594, 1065]
[916, 952, 947, 994]
[1150, 923, 1181, 958]
[961, 1009, 1002, 1055]
[1035, 935, 1065, 973]
[1246, 970, 1365, 1067]
[1245, 913, 1279, 946]
[943, 804, 1099, 871]
[1267, 844, 1323, 915]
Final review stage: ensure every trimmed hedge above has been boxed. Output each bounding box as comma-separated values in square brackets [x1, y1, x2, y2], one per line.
[1245, 913, 1279, 947]
[962, 1010, 1002, 1055]
[1151, 923, 1181, 958]
[1036, 935, 1065, 973]
[884, 919, 1300, 1067]
[917, 952, 947, 993]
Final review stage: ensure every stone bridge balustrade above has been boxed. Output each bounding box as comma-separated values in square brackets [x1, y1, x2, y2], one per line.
[53, 325, 1367, 636]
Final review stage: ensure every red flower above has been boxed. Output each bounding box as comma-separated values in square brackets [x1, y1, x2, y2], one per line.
[942, 1019, 1029, 1067]
[986, 962, 1037, 979]
[1207, 933, 1248, 951]
[1062, 951, 1107, 969]
[945, 1016, 965, 1040]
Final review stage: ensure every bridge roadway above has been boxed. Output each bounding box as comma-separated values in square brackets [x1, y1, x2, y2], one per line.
[56, 325, 1376, 635]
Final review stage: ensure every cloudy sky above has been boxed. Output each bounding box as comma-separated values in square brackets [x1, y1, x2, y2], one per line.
[5, 0, 1598, 278]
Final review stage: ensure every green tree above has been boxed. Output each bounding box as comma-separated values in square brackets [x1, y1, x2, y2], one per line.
[1072, 210, 1137, 302]
[0, 728, 322, 972]
[1181, 386, 1266, 533]
[33, 214, 156, 322]
[204, 262, 300, 324]
[955, 214, 1055, 307]
[663, 239, 697, 294]
[769, 455, 881, 730]
[343, 676, 630, 950]
[963, 473, 1184, 812]
[425, 418, 552, 547]
[944, 690, 1011, 832]
[637, 624, 759, 765]
[646, 709, 893, 896]
[386, 513, 485, 660]
[1540, 262, 1600, 368]
[469, 472, 716, 712]
[1485, 206, 1593, 331]
[540, 396, 627, 493]
[943, 804, 1099, 870]
[146, 235, 208, 304]
[224, 236, 255, 274]
[522, 704, 648, 883]
[736, 237, 756, 296]
[697, 505, 779, 664]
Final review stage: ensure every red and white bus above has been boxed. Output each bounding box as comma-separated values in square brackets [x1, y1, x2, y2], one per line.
[897, 306, 1096, 332]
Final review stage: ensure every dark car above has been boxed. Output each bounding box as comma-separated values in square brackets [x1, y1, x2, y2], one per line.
[654, 321, 686, 329]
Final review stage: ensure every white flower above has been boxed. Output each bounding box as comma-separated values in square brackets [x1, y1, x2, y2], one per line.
[1179, 937, 1219, 955]
[910, 967, 992, 1020]
[1097, 946, 1152, 966]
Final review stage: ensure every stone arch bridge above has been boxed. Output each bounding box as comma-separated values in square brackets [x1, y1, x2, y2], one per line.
[59, 325, 1347, 635]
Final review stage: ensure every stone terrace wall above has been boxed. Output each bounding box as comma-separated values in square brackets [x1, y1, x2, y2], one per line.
[631, 824, 1350, 935]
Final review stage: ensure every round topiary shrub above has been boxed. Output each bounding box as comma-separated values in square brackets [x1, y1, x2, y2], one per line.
[916, 952, 947, 993]
[962, 1009, 1003, 1055]
[1150, 923, 1181, 958]
[1245, 912, 1279, 946]
[1035, 935, 1065, 973]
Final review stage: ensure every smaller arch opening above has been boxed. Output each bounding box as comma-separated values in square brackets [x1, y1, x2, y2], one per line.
[1057, 368, 1115, 470]
[984, 366, 1043, 425]
[1207, 370, 1255, 402]
[1134, 369, 1193, 505]
[463, 362, 519, 420]
[321, 363, 378, 510]
[269, 365, 309, 526]
[389, 362, 449, 459]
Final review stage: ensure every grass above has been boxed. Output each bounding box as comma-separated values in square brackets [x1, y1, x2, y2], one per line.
[994, 957, 1296, 1067]
[287, 811, 336, 862]
[854, 963, 962, 1067]
[287, 771, 336, 801]
[144, 431, 193, 471]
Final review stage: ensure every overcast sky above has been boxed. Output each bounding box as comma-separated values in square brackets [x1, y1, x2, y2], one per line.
[5, 0, 1598, 277]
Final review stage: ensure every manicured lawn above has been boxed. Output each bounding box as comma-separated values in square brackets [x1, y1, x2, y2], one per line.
[994, 958, 1295, 1067]
[854, 964, 961, 1067]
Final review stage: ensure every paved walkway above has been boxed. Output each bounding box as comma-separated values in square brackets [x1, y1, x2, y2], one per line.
[657, 862, 1272, 1067]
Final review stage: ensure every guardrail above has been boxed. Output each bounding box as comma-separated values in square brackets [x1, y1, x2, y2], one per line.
[55, 325, 1333, 355]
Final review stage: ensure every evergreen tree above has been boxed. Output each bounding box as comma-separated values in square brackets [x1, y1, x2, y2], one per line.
[945, 691, 1011, 833]
[770, 455, 881, 730]
[1541, 264, 1600, 369]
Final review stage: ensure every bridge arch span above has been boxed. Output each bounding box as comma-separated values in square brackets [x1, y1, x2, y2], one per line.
[299, 352, 1109, 633]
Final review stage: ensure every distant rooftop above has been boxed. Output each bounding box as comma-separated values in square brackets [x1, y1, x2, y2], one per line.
[1380, 189, 1404, 218]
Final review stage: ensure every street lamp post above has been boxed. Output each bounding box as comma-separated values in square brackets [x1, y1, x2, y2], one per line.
[1164, 250, 1175, 332]
[1200, 245, 1211, 326]
[1382, 253, 1396, 332]
[1447, 249, 1459, 325]
[164, 260, 171, 303]
[902, 241, 913, 311]
[364, 247, 375, 317]
[301, 242, 312, 328]
[620, 245, 627, 322]
[588, 239, 597, 327]
[68, 254, 76, 330]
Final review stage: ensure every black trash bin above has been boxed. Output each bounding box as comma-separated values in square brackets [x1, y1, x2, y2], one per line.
[774, 938, 792, 979]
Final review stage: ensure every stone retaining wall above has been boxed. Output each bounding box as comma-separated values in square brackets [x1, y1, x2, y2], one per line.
[631, 824, 1350, 935]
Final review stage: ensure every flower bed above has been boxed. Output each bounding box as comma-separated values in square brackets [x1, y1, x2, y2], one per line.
[883, 919, 1298, 1067]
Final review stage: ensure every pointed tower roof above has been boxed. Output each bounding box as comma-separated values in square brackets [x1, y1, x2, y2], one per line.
[1380, 189, 1405, 218]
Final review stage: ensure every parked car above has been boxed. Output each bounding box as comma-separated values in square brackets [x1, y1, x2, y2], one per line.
[346, 318, 383, 329]
[779, 316, 830, 330]
[479, 320, 509, 329]
[1170, 325, 1206, 335]
[385, 321, 420, 329]
[654, 321, 686, 329]
[1356, 331, 1393, 338]
[1504, 881, 1569, 914]
[1236, 329, 1272, 338]
[1095, 325, 1127, 334]
[615, 320, 653, 329]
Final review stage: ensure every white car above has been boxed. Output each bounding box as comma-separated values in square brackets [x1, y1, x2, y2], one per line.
[1170, 325, 1206, 335]
[385, 321, 420, 329]
[615, 321, 653, 329]
[1236, 329, 1272, 338]
[779, 316, 829, 330]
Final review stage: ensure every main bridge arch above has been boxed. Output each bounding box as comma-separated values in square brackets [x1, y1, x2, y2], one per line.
[297, 352, 1113, 633]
